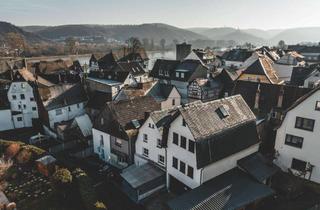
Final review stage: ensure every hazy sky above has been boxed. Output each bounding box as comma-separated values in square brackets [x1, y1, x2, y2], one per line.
[1, 0, 320, 29]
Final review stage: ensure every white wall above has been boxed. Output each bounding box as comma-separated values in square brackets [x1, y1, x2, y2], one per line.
[167, 115, 200, 189]
[48, 102, 85, 128]
[202, 144, 259, 183]
[8, 82, 38, 128]
[92, 128, 111, 161]
[166, 115, 260, 189]
[0, 110, 14, 131]
[170, 81, 189, 99]
[224, 61, 244, 68]
[274, 89, 320, 183]
[135, 117, 166, 167]
[304, 73, 320, 88]
[161, 87, 181, 110]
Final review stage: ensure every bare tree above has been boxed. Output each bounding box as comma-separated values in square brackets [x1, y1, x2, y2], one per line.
[126, 37, 142, 53]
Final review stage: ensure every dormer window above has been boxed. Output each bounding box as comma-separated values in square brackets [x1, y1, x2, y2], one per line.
[176, 72, 179, 78]
[215, 106, 229, 119]
[181, 73, 185, 78]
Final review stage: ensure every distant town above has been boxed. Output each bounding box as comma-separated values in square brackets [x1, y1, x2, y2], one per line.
[2, 19, 320, 210]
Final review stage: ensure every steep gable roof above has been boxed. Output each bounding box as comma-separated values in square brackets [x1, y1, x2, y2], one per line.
[179, 95, 256, 142]
[239, 56, 283, 84]
[94, 96, 161, 139]
[38, 83, 88, 110]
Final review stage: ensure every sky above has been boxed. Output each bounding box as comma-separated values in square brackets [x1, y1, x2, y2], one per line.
[1, 0, 320, 30]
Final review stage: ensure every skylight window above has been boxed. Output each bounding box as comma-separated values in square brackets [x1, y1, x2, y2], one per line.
[215, 106, 229, 119]
[131, 119, 141, 128]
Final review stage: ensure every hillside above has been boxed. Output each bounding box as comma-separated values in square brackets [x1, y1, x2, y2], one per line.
[270, 27, 320, 44]
[0, 21, 46, 43]
[188, 26, 320, 45]
[33, 23, 208, 43]
[187, 27, 266, 45]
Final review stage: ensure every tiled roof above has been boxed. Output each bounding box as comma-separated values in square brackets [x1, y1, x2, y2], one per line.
[86, 91, 112, 110]
[38, 83, 88, 110]
[179, 95, 255, 142]
[147, 83, 179, 102]
[116, 61, 145, 76]
[222, 49, 253, 62]
[233, 80, 312, 114]
[150, 59, 181, 78]
[239, 56, 283, 84]
[94, 96, 161, 139]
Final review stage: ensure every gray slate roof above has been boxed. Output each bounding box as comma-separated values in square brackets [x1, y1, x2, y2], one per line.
[238, 152, 280, 183]
[121, 163, 165, 189]
[167, 168, 273, 210]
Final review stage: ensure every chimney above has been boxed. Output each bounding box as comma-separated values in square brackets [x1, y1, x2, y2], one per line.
[176, 42, 192, 61]
[144, 112, 150, 120]
[254, 84, 261, 110]
[277, 86, 284, 108]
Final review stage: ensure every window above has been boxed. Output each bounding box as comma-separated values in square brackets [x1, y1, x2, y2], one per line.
[143, 134, 148, 143]
[216, 106, 229, 119]
[32, 107, 37, 111]
[115, 138, 122, 147]
[182, 119, 186, 127]
[172, 157, 178, 169]
[20, 94, 25, 100]
[23, 105, 26, 109]
[101, 118, 104, 125]
[157, 139, 162, 148]
[21, 83, 26, 89]
[180, 161, 186, 174]
[172, 99, 175, 106]
[18, 105, 21, 109]
[316, 101, 320, 111]
[55, 109, 62, 116]
[295, 117, 315, 131]
[100, 135, 104, 146]
[285, 134, 303, 148]
[68, 107, 71, 112]
[187, 166, 194, 179]
[173, 132, 179, 145]
[12, 95, 16, 100]
[30, 97, 34, 101]
[180, 136, 186, 149]
[181, 73, 185, 78]
[149, 123, 154, 129]
[176, 72, 179, 78]
[291, 158, 307, 171]
[188, 140, 195, 153]
[143, 148, 149, 157]
[77, 103, 80, 108]
[17, 117, 22, 121]
[158, 155, 165, 165]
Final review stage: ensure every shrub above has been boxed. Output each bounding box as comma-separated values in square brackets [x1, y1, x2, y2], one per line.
[16, 149, 32, 164]
[5, 144, 21, 159]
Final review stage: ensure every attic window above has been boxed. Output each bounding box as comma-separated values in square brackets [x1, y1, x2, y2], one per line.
[215, 106, 229, 119]
[131, 119, 141, 128]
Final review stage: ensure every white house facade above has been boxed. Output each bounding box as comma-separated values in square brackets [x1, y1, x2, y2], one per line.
[274, 88, 320, 183]
[135, 115, 167, 168]
[7, 81, 38, 128]
[166, 114, 259, 190]
[48, 102, 86, 129]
